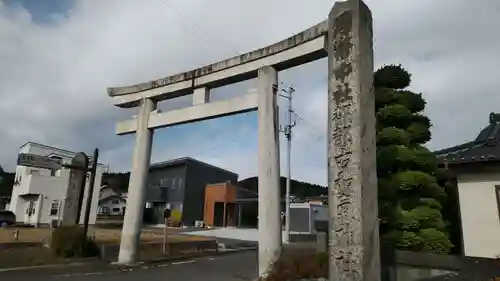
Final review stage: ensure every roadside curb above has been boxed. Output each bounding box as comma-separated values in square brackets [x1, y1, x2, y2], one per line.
[0, 247, 256, 273]
[0, 257, 100, 273]
[110, 247, 257, 268]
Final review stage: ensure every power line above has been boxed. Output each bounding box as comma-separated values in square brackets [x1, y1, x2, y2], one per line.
[292, 111, 325, 144]
[292, 112, 322, 136]
[157, 0, 241, 54]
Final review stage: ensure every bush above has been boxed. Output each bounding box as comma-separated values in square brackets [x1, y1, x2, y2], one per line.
[374, 64, 411, 89]
[418, 228, 454, 254]
[261, 249, 328, 281]
[50, 226, 100, 258]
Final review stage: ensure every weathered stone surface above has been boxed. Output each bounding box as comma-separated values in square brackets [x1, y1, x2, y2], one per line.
[326, 0, 379, 281]
[108, 21, 328, 97]
[118, 98, 157, 264]
[257, 66, 282, 277]
[63, 152, 88, 226]
[254, 278, 328, 281]
[292, 279, 328, 281]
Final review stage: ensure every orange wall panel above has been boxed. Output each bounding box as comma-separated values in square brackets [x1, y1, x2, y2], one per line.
[203, 182, 237, 226]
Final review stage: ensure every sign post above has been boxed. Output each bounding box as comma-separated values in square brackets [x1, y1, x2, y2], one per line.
[163, 219, 168, 254]
[162, 209, 171, 254]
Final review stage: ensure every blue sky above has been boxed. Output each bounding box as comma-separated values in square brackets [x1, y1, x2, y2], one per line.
[1, 0, 499, 186]
[3, 0, 73, 23]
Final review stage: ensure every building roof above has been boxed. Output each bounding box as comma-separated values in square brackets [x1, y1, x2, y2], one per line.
[100, 185, 123, 195]
[98, 194, 126, 204]
[434, 113, 500, 165]
[19, 142, 108, 168]
[150, 157, 238, 177]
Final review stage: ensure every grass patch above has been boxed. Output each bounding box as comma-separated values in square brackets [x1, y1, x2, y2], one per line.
[0, 246, 63, 269]
[0, 227, 209, 244]
[0, 228, 50, 243]
[0, 227, 214, 268]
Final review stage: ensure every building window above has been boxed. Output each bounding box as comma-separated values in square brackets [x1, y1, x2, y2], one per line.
[29, 169, 40, 175]
[160, 178, 170, 187]
[50, 200, 60, 216]
[172, 178, 178, 189]
[101, 207, 110, 214]
[26, 201, 36, 216]
[112, 208, 120, 213]
[49, 156, 62, 177]
[170, 202, 183, 212]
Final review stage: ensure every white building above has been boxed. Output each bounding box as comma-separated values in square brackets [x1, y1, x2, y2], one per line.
[98, 185, 127, 215]
[9, 142, 107, 226]
[98, 195, 127, 215]
[435, 112, 500, 260]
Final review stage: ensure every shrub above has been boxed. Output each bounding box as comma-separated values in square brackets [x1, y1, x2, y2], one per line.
[374, 64, 452, 253]
[418, 228, 454, 254]
[262, 249, 328, 281]
[50, 226, 100, 258]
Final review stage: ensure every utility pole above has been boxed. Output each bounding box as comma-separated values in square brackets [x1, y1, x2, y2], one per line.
[279, 85, 296, 244]
[83, 148, 99, 239]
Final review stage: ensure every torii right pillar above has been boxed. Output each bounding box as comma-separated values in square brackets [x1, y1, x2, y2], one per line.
[326, 1, 380, 281]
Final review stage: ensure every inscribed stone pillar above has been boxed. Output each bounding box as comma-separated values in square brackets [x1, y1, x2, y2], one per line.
[257, 65, 282, 277]
[326, 1, 380, 281]
[118, 98, 156, 264]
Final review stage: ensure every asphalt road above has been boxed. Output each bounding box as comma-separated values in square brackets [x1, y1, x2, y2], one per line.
[0, 251, 258, 281]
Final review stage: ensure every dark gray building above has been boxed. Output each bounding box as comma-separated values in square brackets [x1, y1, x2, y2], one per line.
[145, 157, 238, 225]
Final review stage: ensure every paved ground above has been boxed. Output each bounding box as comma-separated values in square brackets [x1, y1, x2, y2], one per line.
[183, 228, 317, 246]
[0, 251, 258, 281]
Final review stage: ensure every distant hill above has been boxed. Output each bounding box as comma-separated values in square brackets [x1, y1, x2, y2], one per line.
[102, 173, 327, 198]
[238, 176, 326, 198]
[0, 170, 326, 199]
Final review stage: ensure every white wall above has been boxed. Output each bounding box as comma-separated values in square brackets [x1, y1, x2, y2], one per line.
[99, 198, 126, 215]
[458, 172, 500, 259]
[28, 173, 69, 225]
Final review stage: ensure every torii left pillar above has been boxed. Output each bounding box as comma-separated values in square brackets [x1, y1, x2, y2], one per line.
[257, 66, 282, 277]
[118, 98, 156, 264]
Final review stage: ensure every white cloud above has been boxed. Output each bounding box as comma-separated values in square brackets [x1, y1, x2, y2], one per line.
[1, 0, 499, 187]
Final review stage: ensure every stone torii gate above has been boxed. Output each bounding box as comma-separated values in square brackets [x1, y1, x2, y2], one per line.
[106, 0, 379, 280]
